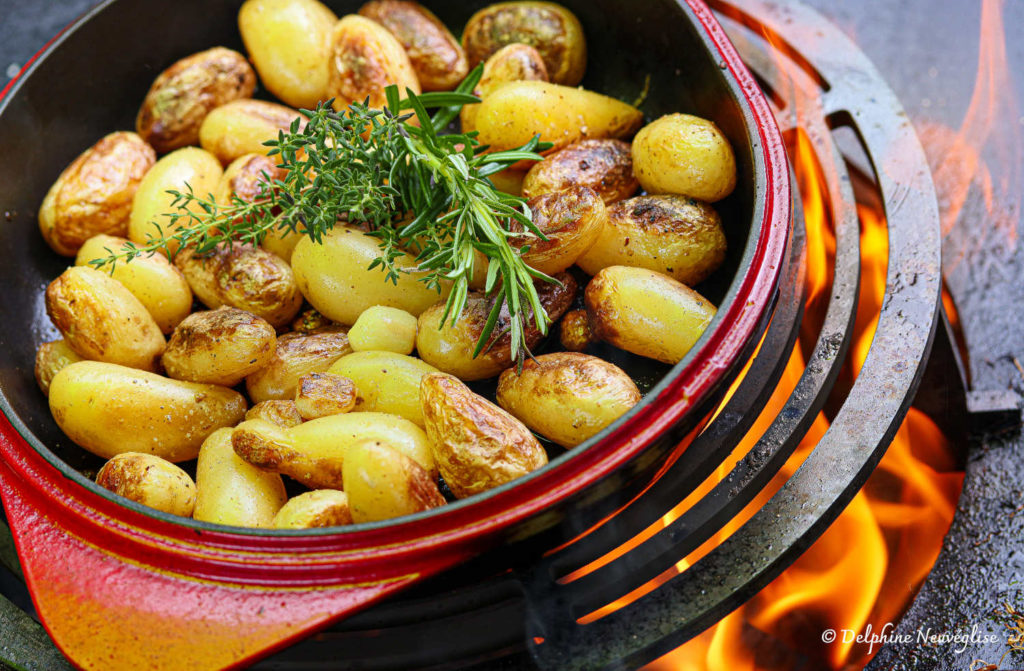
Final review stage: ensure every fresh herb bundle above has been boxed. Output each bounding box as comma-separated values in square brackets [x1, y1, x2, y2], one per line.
[92, 66, 555, 364]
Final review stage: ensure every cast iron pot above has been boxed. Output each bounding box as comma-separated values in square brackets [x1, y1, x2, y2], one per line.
[0, 0, 789, 667]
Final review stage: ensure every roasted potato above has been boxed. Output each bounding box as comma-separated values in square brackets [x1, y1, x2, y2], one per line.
[45, 266, 166, 371]
[34, 340, 84, 396]
[488, 168, 528, 197]
[294, 372, 358, 419]
[273, 490, 353, 529]
[194, 427, 287, 527]
[585, 266, 717, 364]
[522, 139, 638, 204]
[215, 153, 287, 207]
[246, 331, 352, 403]
[343, 440, 445, 523]
[510, 186, 606, 275]
[238, 0, 338, 109]
[497, 352, 640, 447]
[39, 132, 155, 256]
[359, 1, 468, 91]
[462, 1, 586, 86]
[49, 361, 247, 462]
[76, 234, 193, 334]
[632, 113, 737, 202]
[246, 400, 304, 428]
[290, 308, 339, 334]
[327, 351, 439, 426]
[199, 99, 302, 166]
[162, 307, 277, 386]
[460, 43, 548, 133]
[327, 14, 421, 112]
[558, 309, 593, 352]
[421, 373, 546, 498]
[416, 272, 576, 381]
[136, 47, 256, 154]
[347, 306, 418, 354]
[96, 452, 197, 517]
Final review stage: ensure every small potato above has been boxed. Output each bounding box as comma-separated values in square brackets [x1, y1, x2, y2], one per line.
[358, 1, 468, 92]
[34, 340, 84, 396]
[632, 114, 737, 203]
[199, 99, 302, 166]
[476, 81, 644, 155]
[522, 139, 638, 204]
[585, 266, 717, 364]
[128, 147, 223, 255]
[416, 272, 576, 381]
[39, 132, 156, 256]
[49, 361, 247, 462]
[96, 453, 197, 517]
[577, 195, 726, 286]
[291, 225, 451, 325]
[175, 242, 303, 328]
[463, 2, 586, 86]
[420, 373, 546, 498]
[215, 153, 288, 207]
[343, 440, 445, 523]
[76, 234, 193, 334]
[246, 400, 304, 428]
[559, 309, 593, 352]
[194, 427, 287, 527]
[136, 47, 256, 154]
[327, 351, 439, 426]
[162, 307, 277, 386]
[239, 0, 338, 109]
[295, 372, 358, 419]
[273, 490, 352, 529]
[291, 308, 341, 334]
[461, 44, 548, 133]
[326, 14, 421, 112]
[348, 306, 418, 354]
[246, 331, 352, 403]
[45, 266, 166, 371]
[497, 352, 640, 448]
[510, 186, 606, 275]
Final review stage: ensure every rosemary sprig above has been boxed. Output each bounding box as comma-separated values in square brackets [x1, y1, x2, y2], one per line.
[93, 66, 555, 364]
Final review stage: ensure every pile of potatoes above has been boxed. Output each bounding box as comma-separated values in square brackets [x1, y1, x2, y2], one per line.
[32, 0, 737, 530]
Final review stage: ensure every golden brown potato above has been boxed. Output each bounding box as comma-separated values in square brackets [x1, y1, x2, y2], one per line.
[327, 351, 438, 426]
[461, 43, 548, 133]
[162, 307, 277, 386]
[175, 242, 303, 328]
[558, 309, 593, 352]
[246, 400, 304, 428]
[39, 132, 156, 256]
[488, 168, 528, 197]
[416, 272, 576, 381]
[358, 1, 468, 91]
[238, 0, 338, 109]
[496, 352, 640, 447]
[511, 186, 606, 275]
[347, 306, 418, 354]
[76, 234, 193, 334]
[273, 490, 353, 529]
[522, 139, 638, 204]
[295, 372, 358, 419]
[585, 266, 717, 364]
[327, 14, 421, 111]
[34, 340, 84, 396]
[96, 452, 197, 517]
[215, 153, 287, 206]
[632, 114, 737, 202]
[420, 373, 546, 498]
[343, 440, 445, 523]
[48, 361, 247, 462]
[246, 331, 352, 402]
[136, 47, 256, 154]
[199, 99, 302, 166]
[577, 195, 726, 286]
[194, 427, 287, 527]
[463, 2, 586, 86]
[45, 266, 166, 372]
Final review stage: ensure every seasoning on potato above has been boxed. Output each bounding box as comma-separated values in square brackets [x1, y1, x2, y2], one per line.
[294, 372, 358, 420]
[328, 350, 439, 426]
[632, 113, 737, 202]
[198, 99, 303, 166]
[194, 427, 287, 527]
[96, 452, 197, 517]
[344, 439, 445, 523]
[246, 400, 305, 428]
[273, 490, 353, 529]
[522, 139, 639, 204]
[162, 307, 278, 387]
[34, 340, 84, 396]
[327, 14, 421, 112]
[558, 309, 593, 352]
[347, 305, 418, 354]
[460, 43, 548, 133]
[246, 330, 352, 403]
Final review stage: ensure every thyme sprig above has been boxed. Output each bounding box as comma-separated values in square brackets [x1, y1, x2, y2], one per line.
[92, 66, 555, 363]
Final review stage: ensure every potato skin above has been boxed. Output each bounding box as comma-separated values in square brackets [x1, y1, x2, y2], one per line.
[347, 306, 418, 354]
[463, 1, 586, 86]
[421, 373, 547, 498]
[294, 372, 358, 419]
[558, 309, 593, 352]
[328, 351, 439, 426]
[238, 0, 338, 109]
[215, 153, 288, 207]
[39, 132, 156, 256]
[577, 195, 726, 286]
[34, 340, 84, 396]
[511, 186, 606, 275]
[246, 400, 304, 427]
[49, 361, 247, 462]
[136, 47, 256, 154]
[461, 43, 548, 133]
[199, 99, 301, 166]
[632, 113, 737, 202]
[96, 452, 197, 517]
[45, 266, 166, 372]
[343, 440, 445, 523]
[246, 331, 352, 403]
[273, 490, 352, 529]
[194, 427, 287, 527]
[162, 307, 277, 386]
[359, 1, 468, 91]
[327, 14, 421, 111]
[497, 352, 640, 447]
[585, 266, 717, 364]
[522, 139, 638, 204]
